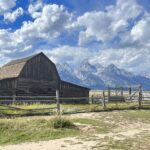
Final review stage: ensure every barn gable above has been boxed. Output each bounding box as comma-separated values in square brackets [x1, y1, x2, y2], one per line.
[19, 53, 60, 81]
[0, 52, 60, 81]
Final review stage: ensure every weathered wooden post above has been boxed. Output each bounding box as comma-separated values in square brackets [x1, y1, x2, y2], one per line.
[56, 89, 60, 115]
[138, 86, 142, 109]
[129, 87, 132, 100]
[129, 87, 132, 95]
[102, 90, 106, 109]
[91, 95, 94, 104]
[12, 91, 16, 103]
[121, 87, 123, 97]
[108, 87, 110, 97]
[138, 92, 141, 109]
[115, 86, 117, 96]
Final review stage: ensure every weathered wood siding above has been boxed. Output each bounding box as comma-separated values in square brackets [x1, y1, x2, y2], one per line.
[0, 78, 17, 95]
[17, 54, 60, 95]
[20, 54, 60, 81]
[0, 78, 17, 89]
[60, 81, 89, 97]
[17, 78, 58, 95]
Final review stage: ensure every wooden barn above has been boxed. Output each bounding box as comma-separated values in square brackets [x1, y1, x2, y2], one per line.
[0, 52, 90, 97]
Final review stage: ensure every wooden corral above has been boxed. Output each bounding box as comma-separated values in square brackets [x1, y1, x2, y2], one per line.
[0, 53, 90, 98]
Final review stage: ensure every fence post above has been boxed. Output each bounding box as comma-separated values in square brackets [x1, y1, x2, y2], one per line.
[138, 86, 142, 109]
[115, 86, 117, 96]
[12, 92, 16, 103]
[102, 90, 106, 109]
[129, 87, 132, 101]
[108, 87, 110, 97]
[129, 87, 131, 95]
[91, 95, 94, 104]
[121, 87, 123, 97]
[56, 89, 60, 115]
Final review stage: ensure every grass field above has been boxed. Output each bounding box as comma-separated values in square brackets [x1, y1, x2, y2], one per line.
[0, 102, 150, 149]
[0, 109, 150, 149]
[0, 116, 79, 145]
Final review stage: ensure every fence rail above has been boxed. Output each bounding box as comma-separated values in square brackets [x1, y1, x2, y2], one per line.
[0, 89, 150, 117]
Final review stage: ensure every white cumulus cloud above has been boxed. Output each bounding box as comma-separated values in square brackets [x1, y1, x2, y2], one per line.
[90, 48, 150, 74]
[0, 3, 73, 58]
[71, 0, 143, 45]
[28, 1, 44, 18]
[131, 14, 150, 47]
[0, 0, 150, 76]
[39, 45, 96, 65]
[14, 4, 72, 42]
[0, 0, 16, 15]
[4, 7, 24, 23]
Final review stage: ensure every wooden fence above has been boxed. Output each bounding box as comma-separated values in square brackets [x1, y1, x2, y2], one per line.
[0, 89, 150, 117]
[0, 90, 90, 116]
[90, 89, 150, 109]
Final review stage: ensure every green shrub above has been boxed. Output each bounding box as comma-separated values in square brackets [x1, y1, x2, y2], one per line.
[51, 116, 75, 129]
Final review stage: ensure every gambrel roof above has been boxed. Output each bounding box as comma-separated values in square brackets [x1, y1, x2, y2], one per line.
[0, 62, 26, 80]
[0, 52, 51, 80]
[3, 54, 36, 67]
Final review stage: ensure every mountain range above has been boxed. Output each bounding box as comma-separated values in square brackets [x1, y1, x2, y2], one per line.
[56, 61, 150, 90]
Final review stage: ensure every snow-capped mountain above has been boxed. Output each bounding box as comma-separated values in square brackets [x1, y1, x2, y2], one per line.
[56, 61, 150, 90]
[74, 60, 105, 89]
[56, 63, 80, 84]
[142, 72, 150, 79]
[99, 64, 133, 86]
[147, 74, 150, 78]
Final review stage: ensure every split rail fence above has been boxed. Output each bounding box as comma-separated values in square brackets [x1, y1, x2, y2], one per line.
[0, 89, 150, 117]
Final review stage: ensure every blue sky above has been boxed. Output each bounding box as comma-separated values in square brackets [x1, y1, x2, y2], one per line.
[0, 0, 150, 76]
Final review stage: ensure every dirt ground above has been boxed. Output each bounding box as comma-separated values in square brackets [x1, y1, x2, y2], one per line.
[0, 111, 150, 150]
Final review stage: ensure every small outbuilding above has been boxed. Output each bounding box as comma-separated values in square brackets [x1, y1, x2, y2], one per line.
[0, 52, 90, 98]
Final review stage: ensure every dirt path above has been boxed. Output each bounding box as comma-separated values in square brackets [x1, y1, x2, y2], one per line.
[0, 137, 92, 150]
[1, 128, 149, 150]
[0, 112, 150, 150]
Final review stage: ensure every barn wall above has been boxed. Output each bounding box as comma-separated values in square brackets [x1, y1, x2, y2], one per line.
[20, 54, 60, 81]
[17, 54, 60, 96]
[16, 78, 59, 96]
[0, 78, 17, 95]
[0, 78, 17, 89]
[60, 81, 89, 103]
[60, 81, 89, 97]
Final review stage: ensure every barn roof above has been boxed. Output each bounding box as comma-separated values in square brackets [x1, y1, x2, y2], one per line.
[0, 53, 41, 80]
[3, 54, 36, 67]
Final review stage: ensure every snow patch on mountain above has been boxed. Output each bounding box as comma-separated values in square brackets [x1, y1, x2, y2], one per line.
[56, 61, 150, 90]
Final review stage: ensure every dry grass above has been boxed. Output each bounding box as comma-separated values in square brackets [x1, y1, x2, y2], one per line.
[0, 106, 150, 150]
[0, 116, 79, 145]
